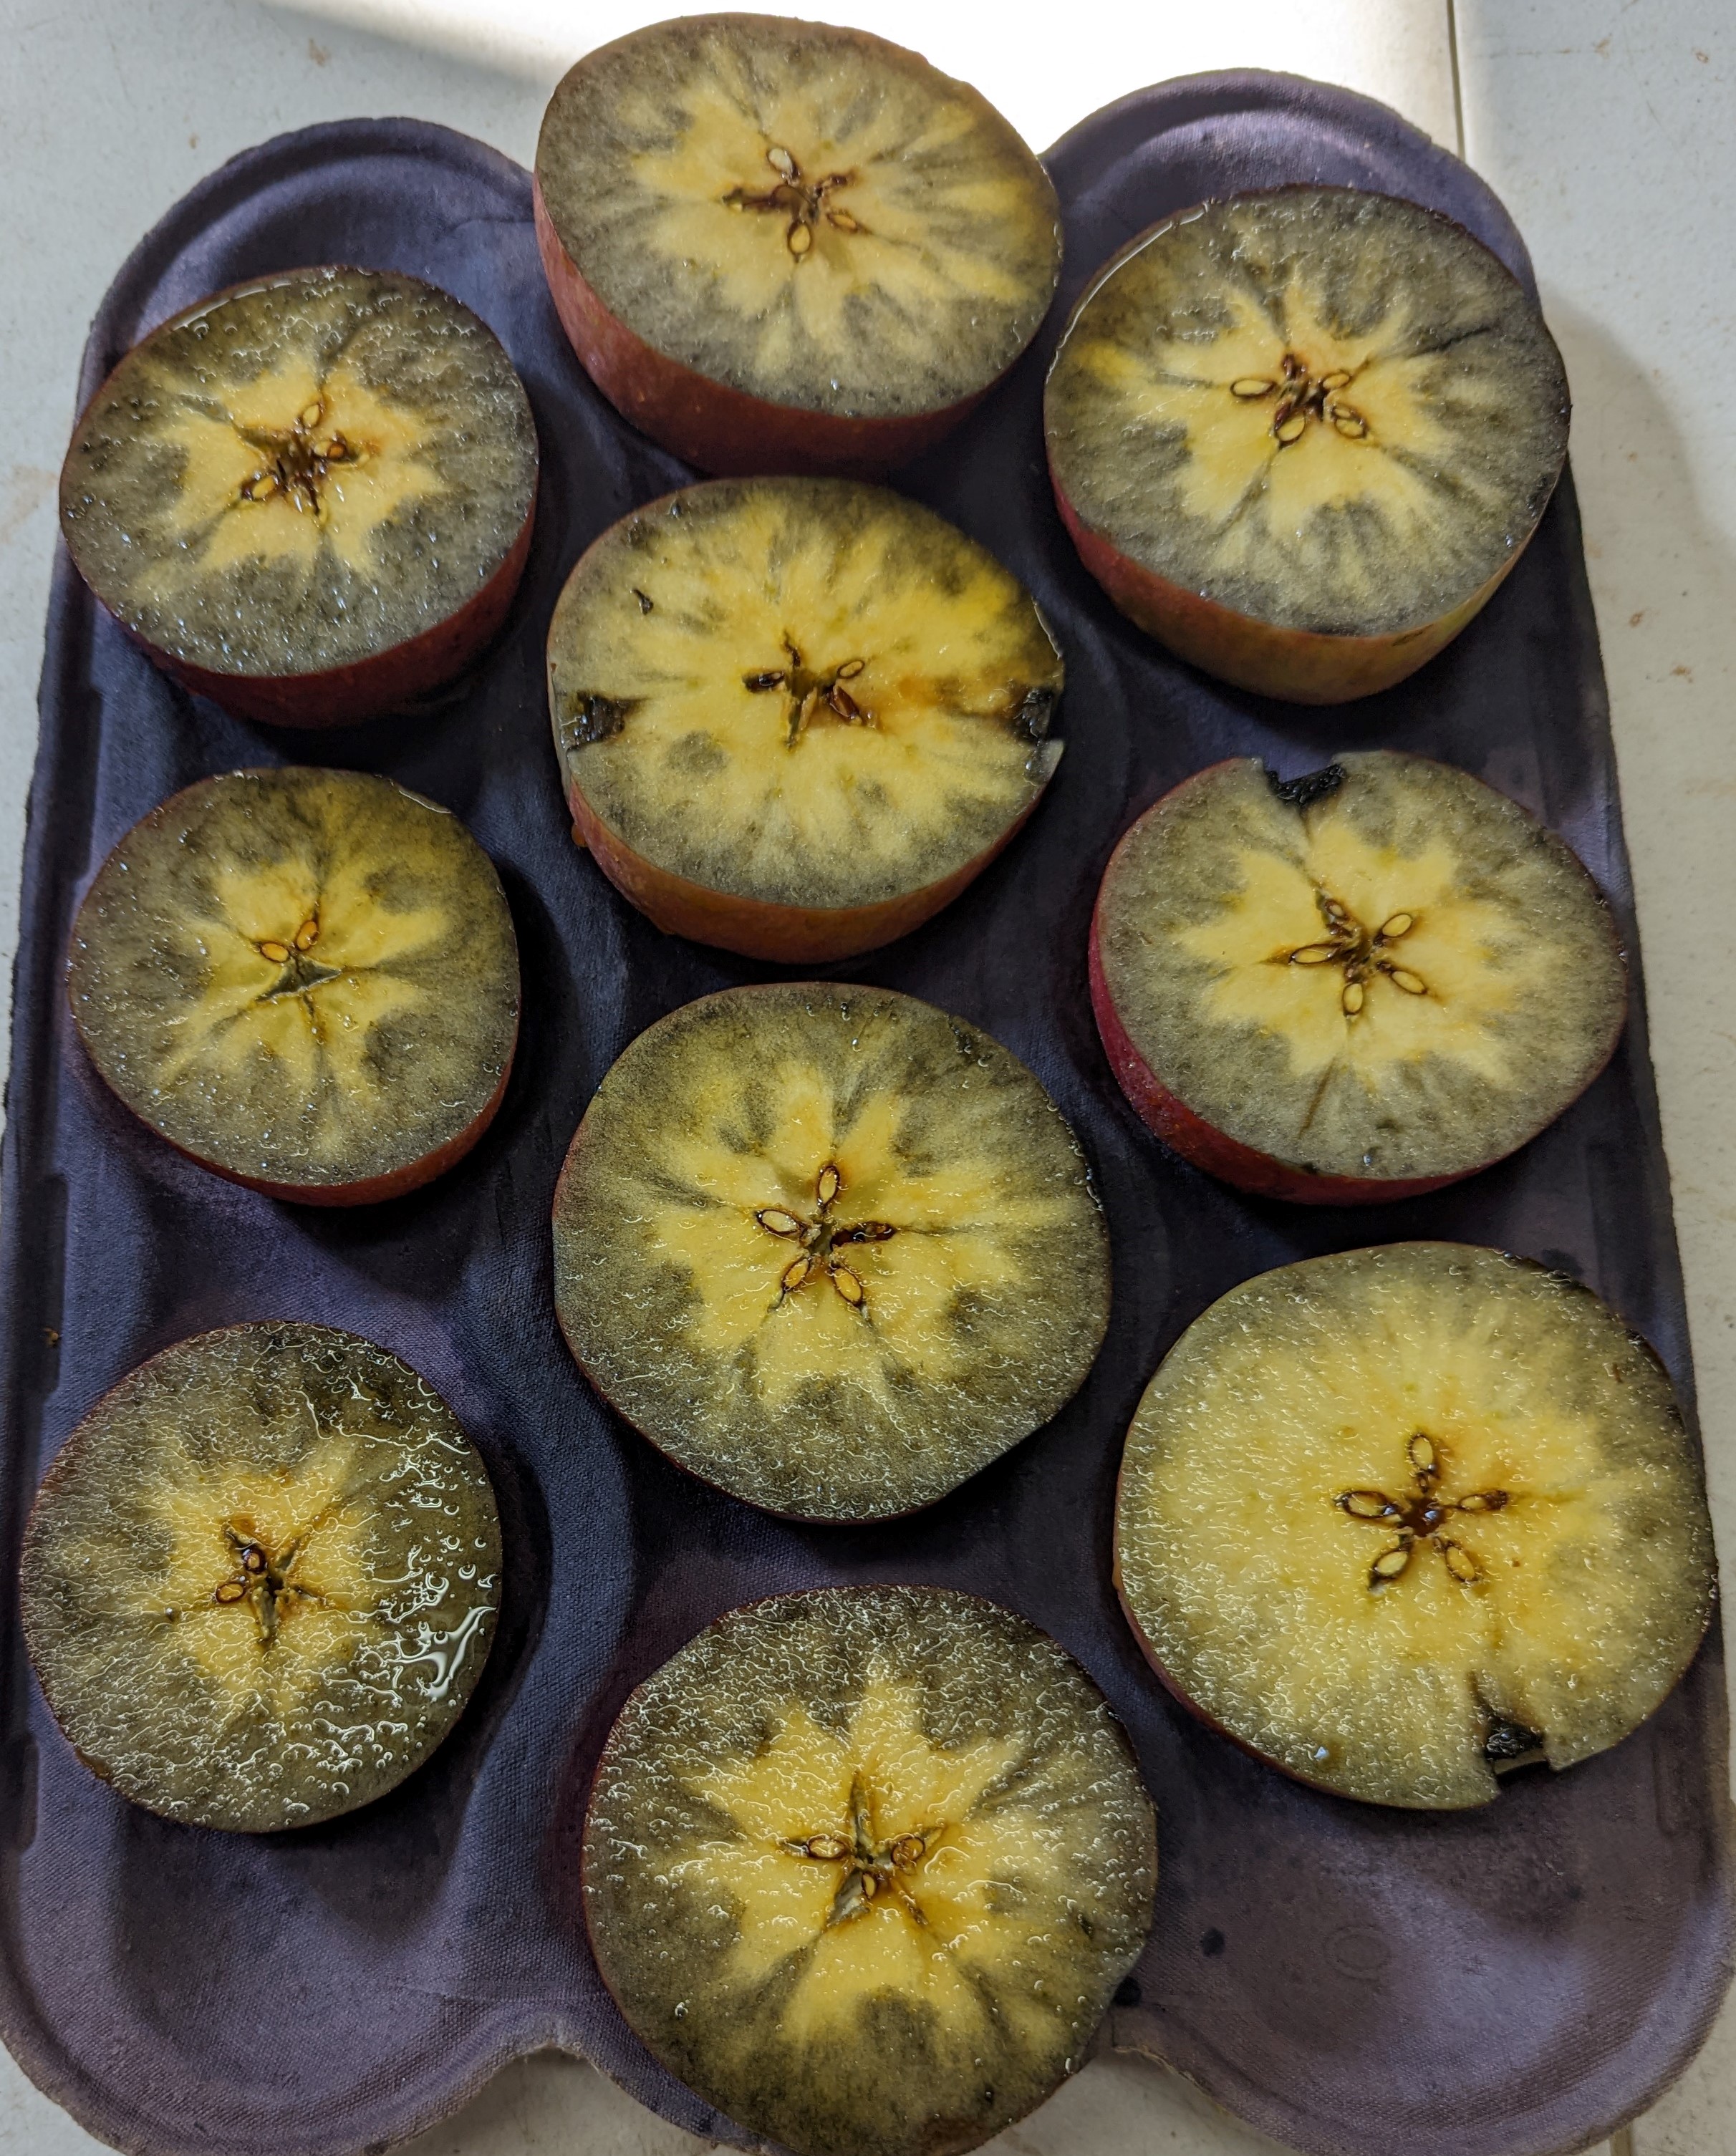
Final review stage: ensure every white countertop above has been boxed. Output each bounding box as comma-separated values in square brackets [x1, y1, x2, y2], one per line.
[1, 4, 1731, 2153]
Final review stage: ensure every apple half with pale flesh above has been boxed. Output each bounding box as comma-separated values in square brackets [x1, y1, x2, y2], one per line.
[60, 266, 537, 725]
[547, 477, 1064, 961]
[1045, 188, 1569, 702]
[1114, 1244, 1715, 1809]
[534, 14, 1061, 477]
[552, 984, 1109, 1519]
[68, 768, 519, 1204]
[1090, 753, 1625, 1203]
[583, 1585, 1156, 2156]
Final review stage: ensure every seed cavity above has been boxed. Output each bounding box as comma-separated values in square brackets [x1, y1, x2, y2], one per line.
[1279, 887, 1433, 1017]
[753, 1161, 896, 1315]
[1243, 352, 1374, 448]
[1341, 1435, 1510, 1595]
[721, 144, 862, 262]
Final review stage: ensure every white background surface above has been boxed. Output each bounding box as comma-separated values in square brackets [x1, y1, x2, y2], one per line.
[1, 4, 1732, 2153]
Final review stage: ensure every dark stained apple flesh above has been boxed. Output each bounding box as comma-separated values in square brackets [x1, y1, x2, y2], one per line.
[552, 984, 1110, 1519]
[60, 266, 537, 725]
[1045, 188, 1570, 701]
[68, 767, 519, 1204]
[1114, 1244, 1715, 1809]
[583, 1585, 1156, 2156]
[1090, 753, 1626, 1202]
[534, 15, 1061, 477]
[546, 478, 1064, 960]
[21, 1321, 501, 1832]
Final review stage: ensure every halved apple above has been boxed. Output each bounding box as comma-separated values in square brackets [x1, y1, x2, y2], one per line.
[534, 14, 1061, 476]
[1114, 1244, 1715, 1808]
[584, 1585, 1156, 2156]
[68, 767, 519, 1204]
[1090, 753, 1626, 1202]
[1045, 188, 1569, 701]
[547, 477, 1064, 960]
[60, 266, 537, 724]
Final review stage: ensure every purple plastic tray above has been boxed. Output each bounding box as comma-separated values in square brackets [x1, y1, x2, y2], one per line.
[1, 71, 1730, 2156]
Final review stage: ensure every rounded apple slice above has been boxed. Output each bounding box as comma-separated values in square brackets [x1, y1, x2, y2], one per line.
[552, 984, 1109, 1519]
[1115, 1244, 1715, 1809]
[546, 478, 1064, 960]
[534, 15, 1061, 476]
[1090, 753, 1625, 1202]
[68, 767, 519, 1204]
[60, 266, 537, 725]
[583, 1585, 1156, 2156]
[21, 1322, 501, 1832]
[1045, 188, 1569, 701]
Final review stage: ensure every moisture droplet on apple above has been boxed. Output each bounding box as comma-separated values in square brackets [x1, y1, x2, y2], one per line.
[1045, 188, 1570, 701]
[1114, 1244, 1715, 1808]
[534, 14, 1061, 475]
[21, 1322, 501, 1832]
[551, 984, 1110, 1519]
[583, 1585, 1156, 2156]
[60, 266, 537, 724]
[546, 477, 1065, 960]
[68, 767, 520, 1203]
[1090, 752, 1626, 1202]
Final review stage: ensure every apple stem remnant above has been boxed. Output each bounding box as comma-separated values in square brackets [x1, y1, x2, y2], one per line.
[723, 142, 863, 259]
[1231, 351, 1370, 445]
[788, 1774, 937, 1927]
[1283, 889, 1428, 1018]
[1339, 1431, 1510, 1590]
[743, 641, 872, 747]
[755, 1161, 897, 1312]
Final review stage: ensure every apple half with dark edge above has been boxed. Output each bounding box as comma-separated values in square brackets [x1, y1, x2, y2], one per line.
[583, 1585, 1156, 2156]
[1114, 1244, 1715, 1809]
[21, 1321, 501, 1832]
[1089, 753, 1626, 1204]
[552, 984, 1110, 1520]
[533, 14, 1061, 478]
[547, 478, 1064, 961]
[59, 266, 537, 725]
[68, 768, 519, 1204]
[1044, 188, 1569, 702]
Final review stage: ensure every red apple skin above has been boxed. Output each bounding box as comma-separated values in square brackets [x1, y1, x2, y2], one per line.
[109, 493, 535, 728]
[74, 989, 516, 1207]
[565, 771, 1054, 964]
[1051, 477, 1514, 705]
[534, 179, 993, 480]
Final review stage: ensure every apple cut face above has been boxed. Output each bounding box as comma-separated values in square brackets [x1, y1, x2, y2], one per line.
[552, 985, 1110, 1520]
[1115, 1244, 1715, 1809]
[534, 15, 1061, 475]
[1045, 188, 1569, 701]
[1091, 753, 1626, 1202]
[21, 1322, 501, 1831]
[60, 266, 537, 724]
[583, 1585, 1156, 2156]
[69, 768, 519, 1204]
[547, 478, 1064, 960]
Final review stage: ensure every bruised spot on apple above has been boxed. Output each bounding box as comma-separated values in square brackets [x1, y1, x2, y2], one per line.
[1090, 753, 1626, 1203]
[68, 768, 519, 1204]
[533, 14, 1060, 477]
[546, 477, 1064, 962]
[582, 1586, 1155, 2156]
[1114, 1245, 1715, 1809]
[1045, 188, 1570, 702]
[59, 266, 537, 725]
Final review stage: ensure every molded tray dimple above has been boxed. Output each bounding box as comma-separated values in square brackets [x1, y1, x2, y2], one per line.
[0, 77, 1728, 2156]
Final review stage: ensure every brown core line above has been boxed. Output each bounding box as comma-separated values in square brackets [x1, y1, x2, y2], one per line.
[234, 395, 361, 518]
[722, 142, 862, 259]
[1230, 352, 1370, 446]
[754, 1160, 896, 1313]
[1281, 891, 1428, 1020]
[1339, 1432, 1510, 1590]
[743, 641, 870, 747]
[208, 1523, 337, 1645]
[792, 1776, 937, 1927]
